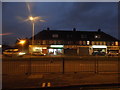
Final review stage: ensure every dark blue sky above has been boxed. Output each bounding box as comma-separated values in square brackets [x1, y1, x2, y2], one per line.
[2, 2, 118, 45]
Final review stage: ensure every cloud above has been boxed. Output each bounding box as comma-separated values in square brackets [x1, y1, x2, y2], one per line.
[2, 2, 119, 45]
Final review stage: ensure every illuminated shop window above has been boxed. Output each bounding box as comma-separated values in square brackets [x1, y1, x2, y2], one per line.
[103, 42, 106, 45]
[95, 35, 100, 39]
[87, 41, 90, 45]
[92, 41, 95, 45]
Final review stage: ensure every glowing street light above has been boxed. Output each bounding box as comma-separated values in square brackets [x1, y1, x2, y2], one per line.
[28, 16, 45, 46]
[29, 16, 34, 21]
[19, 40, 26, 51]
[19, 40, 26, 45]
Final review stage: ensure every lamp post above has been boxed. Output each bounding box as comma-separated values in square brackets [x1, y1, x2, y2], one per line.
[28, 16, 45, 54]
[29, 16, 35, 45]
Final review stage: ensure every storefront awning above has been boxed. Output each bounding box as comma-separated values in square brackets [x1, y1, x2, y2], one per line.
[92, 45, 107, 48]
[49, 45, 64, 49]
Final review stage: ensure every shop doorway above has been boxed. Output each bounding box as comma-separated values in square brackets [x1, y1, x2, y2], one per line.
[48, 49, 63, 55]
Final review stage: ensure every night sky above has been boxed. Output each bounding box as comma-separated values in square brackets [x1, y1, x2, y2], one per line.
[2, 2, 118, 45]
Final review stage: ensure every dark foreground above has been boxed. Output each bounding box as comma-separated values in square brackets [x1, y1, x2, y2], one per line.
[2, 56, 120, 89]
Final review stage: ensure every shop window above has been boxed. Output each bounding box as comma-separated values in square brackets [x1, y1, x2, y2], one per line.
[79, 41, 82, 45]
[38, 40, 42, 44]
[42, 40, 46, 45]
[75, 41, 79, 45]
[49, 40, 54, 44]
[52, 34, 58, 38]
[53, 40, 57, 44]
[92, 41, 95, 45]
[107, 42, 110, 46]
[103, 42, 106, 45]
[57, 40, 61, 44]
[68, 41, 73, 45]
[111, 42, 114, 46]
[83, 41, 86, 45]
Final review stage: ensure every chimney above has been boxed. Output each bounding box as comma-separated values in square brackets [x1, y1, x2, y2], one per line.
[47, 27, 50, 31]
[98, 29, 101, 32]
[73, 28, 76, 31]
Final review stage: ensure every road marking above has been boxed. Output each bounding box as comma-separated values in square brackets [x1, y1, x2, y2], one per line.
[41, 82, 51, 87]
[42, 83, 46, 87]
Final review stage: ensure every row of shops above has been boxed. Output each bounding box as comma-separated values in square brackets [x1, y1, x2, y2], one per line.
[29, 45, 120, 56]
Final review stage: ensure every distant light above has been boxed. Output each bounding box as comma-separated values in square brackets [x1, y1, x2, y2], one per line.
[0, 45, 2, 48]
[92, 45, 107, 48]
[50, 45, 64, 48]
[19, 40, 26, 45]
[19, 52, 26, 55]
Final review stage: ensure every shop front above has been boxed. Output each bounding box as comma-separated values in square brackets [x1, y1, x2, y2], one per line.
[48, 45, 64, 55]
[29, 45, 48, 54]
[90, 45, 107, 55]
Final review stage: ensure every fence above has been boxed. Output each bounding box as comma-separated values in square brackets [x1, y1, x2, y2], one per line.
[2, 57, 120, 75]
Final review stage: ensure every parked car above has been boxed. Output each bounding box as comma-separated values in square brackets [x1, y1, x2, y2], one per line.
[3, 49, 26, 57]
[107, 50, 119, 56]
[32, 52, 46, 56]
[92, 51, 106, 56]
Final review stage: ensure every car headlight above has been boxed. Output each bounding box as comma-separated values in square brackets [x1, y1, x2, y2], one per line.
[19, 52, 26, 55]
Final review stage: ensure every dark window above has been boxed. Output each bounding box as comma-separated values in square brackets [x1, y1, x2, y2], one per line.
[67, 35, 72, 38]
[52, 34, 58, 38]
[81, 35, 87, 38]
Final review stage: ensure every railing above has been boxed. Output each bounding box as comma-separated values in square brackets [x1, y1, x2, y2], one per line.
[2, 57, 120, 75]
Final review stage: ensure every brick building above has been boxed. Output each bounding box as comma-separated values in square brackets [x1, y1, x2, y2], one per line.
[28, 28, 120, 56]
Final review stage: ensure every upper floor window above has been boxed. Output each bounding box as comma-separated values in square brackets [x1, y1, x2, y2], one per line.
[87, 41, 90, 45]
[81, 34, 87, 38]
[95, 35, 100, 39]
[115, 41, 118, 46]
[52, 34, 58, 38]
[67, 35, 72, 38]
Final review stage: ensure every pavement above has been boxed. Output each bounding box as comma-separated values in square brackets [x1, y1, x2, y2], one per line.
[2, 73, 120, 89]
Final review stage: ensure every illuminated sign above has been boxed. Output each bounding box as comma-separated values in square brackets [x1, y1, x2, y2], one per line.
[92, 45, 107, 48]
[50, 45, 64, 48]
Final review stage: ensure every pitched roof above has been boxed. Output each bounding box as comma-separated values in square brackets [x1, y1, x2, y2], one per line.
[34, 29, 119, 41]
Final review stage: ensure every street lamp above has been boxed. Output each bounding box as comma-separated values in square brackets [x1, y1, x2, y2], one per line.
[19, 40, 26, 51]
[29, 16, 35, 45]
[28, 16, 45, 45]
